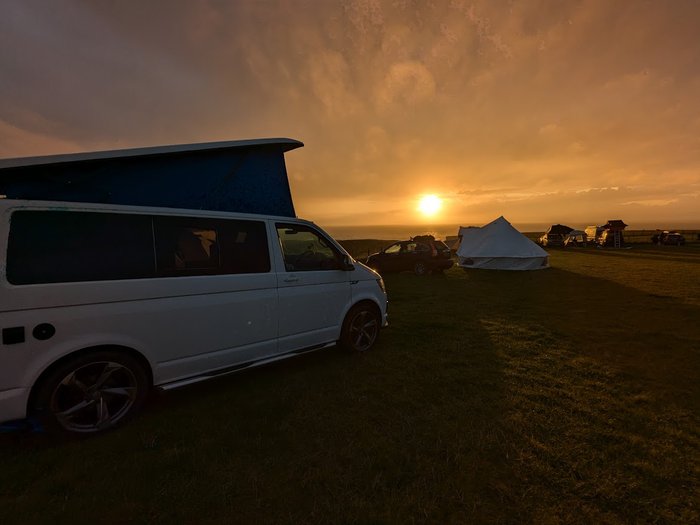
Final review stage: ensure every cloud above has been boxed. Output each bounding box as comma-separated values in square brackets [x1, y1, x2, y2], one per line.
[0, 118, 81, 157]
[1, 0, 700, 227]
[344, 0, 385, 36]
[0, 0, 216, 146]
[375, 61, 436, 110]
[306, 50, 362, 118]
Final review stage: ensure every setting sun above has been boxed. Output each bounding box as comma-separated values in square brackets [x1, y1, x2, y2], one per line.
[417, 194, 442, 217]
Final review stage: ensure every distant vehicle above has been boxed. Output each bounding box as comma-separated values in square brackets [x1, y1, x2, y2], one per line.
[366, 235, 453, 275]
[563, 231, 587, 247]
[652, 231, 685, 245]
[540, 224, 572, 247]
[538, 233, 564, 247]
[597, 230, 625, 247]
[585, 226, 603, 245]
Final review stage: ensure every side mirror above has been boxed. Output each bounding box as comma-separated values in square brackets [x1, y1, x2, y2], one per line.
[341, 255, 355, 271]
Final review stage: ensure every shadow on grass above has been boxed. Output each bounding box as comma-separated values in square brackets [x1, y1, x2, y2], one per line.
[386, 266, 700, 522]
[440, 265, 700, 410]
[562, 245, 700, 265]
[0, 289, 512, 523]
[1, 264, 698, 523]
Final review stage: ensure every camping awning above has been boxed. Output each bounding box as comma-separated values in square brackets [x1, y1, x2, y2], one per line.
[546, 224, 573, 235]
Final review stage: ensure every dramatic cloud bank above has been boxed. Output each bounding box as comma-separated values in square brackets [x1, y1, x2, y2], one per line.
[1, 0, 698, 227]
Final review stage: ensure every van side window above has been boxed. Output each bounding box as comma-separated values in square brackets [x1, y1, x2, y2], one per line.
[276, 224, 342, 271]
[6, 211, 271, 285]
[154, 217, 270, 276]
[154, 218, 220, 274]
[219, 220, 270, 274]
[6, 211, 155, 285]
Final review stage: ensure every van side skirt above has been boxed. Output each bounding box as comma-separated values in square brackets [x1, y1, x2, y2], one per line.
[158, 342, 336, 391]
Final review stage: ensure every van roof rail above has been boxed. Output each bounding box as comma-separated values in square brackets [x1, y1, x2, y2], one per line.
[0, 138, 303, 169]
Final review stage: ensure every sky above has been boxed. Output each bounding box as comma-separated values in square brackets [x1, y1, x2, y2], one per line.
[1, 0, 699, 229]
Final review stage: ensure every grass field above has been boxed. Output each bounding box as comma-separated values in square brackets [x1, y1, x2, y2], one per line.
[1, 245, 699, 523]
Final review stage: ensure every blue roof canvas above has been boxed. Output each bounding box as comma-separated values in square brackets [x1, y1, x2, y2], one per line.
[0, 138, 303, 217]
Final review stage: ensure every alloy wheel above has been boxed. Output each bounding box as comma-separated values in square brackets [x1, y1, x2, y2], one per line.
[49, 361, 139, 433]
[348, 310, 379, 351]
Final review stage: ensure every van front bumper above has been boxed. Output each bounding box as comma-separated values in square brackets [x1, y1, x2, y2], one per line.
[0, 387, 29, 423]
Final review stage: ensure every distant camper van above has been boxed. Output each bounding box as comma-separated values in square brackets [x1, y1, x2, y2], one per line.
[585, 226, 603, 245]
[0, 200, 387, 434]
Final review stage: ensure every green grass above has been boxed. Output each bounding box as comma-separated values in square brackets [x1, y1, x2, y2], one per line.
[1, 245, 699, 523]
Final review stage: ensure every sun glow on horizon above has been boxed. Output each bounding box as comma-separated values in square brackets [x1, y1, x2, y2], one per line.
[417, 194, 443, 217]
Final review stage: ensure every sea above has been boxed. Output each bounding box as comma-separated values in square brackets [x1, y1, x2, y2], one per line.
[323, 223, 547, 240]
[322, 222, 700, 240]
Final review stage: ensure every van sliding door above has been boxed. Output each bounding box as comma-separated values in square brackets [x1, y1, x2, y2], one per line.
[150, 216, 278, 382]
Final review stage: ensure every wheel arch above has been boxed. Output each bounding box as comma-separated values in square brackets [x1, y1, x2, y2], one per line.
[339, 299, 383, 352]
[413, 260, 428, 275]
[27, 344, 154, 413]
[345, 298, 381, 320]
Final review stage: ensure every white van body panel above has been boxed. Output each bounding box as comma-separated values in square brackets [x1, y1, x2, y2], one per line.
[276, 269, 351, 352]
[0, 388, 28, 422]
[274, 220, 354, 352]
[350, 270, 389, 306]
[0, 200, 388, 425]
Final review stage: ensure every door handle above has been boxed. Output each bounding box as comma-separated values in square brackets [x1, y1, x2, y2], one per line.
[284, 276, 299, 283]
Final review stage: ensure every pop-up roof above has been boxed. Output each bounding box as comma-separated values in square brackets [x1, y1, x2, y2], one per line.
[0, 138, 303, 217]
[546, 224, 573, 236]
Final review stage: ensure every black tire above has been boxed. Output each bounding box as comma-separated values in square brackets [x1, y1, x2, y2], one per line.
[340, 303, 381, 352]
[413, 261, 427, 276]
[31, 350, 150, 435]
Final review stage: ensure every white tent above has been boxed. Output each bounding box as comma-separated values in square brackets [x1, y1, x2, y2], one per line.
[457, 216, 549, 270]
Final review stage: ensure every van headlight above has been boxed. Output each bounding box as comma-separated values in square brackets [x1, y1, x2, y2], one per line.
[376, 277, 386, 294]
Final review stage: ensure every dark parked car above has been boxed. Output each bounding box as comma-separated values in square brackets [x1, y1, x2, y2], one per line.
[366, 235, 453, 275]
[538, 233, 564, 247]
[652, 231, 685, 245]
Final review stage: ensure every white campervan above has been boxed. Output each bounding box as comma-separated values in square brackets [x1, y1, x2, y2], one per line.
[0, 200, 387, 435]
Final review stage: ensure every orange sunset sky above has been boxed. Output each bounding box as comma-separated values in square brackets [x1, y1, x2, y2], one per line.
[1, 0, 699, 228]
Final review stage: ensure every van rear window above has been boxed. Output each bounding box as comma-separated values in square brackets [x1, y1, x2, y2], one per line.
[6, 211, 270, 285]
[7, 211, 156, 285]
